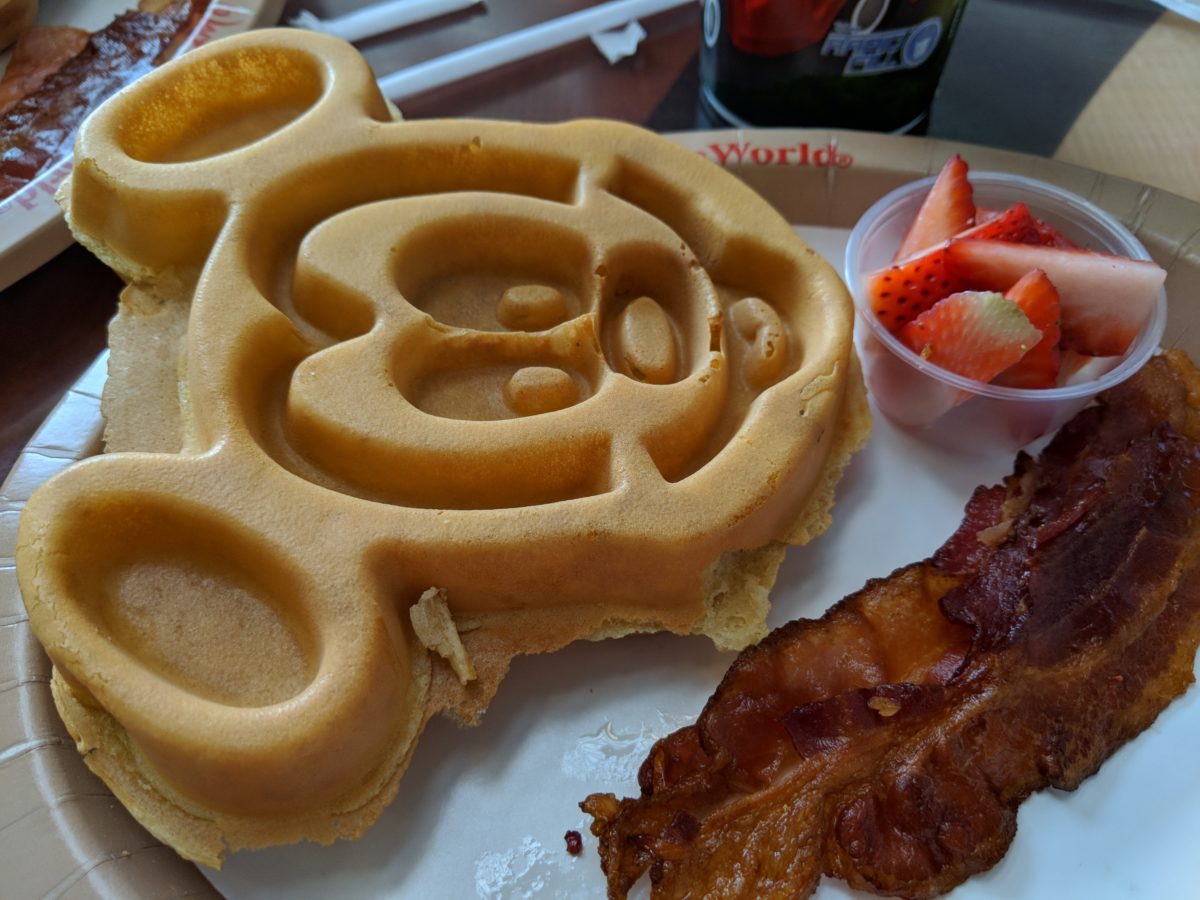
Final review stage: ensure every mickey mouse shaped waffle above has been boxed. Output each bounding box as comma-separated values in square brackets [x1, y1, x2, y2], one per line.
[17, 29, 869, 865]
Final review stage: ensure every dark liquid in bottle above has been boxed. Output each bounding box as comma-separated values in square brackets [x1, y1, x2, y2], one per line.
[700, 0, 969, 134]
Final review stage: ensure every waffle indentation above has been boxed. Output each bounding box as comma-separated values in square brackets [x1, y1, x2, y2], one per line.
[55, 493, 317, 708]
[116, 45, 326, 163]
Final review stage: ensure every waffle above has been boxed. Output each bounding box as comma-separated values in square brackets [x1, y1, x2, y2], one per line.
[16, 29, 869, 866]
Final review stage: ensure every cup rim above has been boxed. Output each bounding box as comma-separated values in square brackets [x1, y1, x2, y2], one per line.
[843, 171, 1168, 402]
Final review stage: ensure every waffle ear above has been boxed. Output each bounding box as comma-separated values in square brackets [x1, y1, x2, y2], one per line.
[64, 29, 387, 279]
[17, 451, 429, 828]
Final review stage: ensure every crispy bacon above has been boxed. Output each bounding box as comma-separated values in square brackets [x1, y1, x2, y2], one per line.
[0, 0, 207, 200]
[0, 26, 90, 116]
[582, 351, 1200, 899]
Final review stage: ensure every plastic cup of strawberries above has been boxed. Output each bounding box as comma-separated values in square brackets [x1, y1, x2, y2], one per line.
[843, 156, 1167, 452]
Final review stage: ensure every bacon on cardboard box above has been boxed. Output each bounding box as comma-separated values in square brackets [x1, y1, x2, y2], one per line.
[582, 350, 1200, 899]
[0, 0, 208, 200]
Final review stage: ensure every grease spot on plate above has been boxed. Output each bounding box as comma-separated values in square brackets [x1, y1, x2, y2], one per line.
[561, 711, 696, 784]
[475, 833, 581, 899]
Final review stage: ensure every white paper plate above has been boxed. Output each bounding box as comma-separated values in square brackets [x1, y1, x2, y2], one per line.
[0, 0, 285, 292]
[3, 130, 1199, 899]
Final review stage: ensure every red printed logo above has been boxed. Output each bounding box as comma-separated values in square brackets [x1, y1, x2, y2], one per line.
[188, 4, 251, 49]
[700, 140, 854, 168]
[0, 159, 74, 216]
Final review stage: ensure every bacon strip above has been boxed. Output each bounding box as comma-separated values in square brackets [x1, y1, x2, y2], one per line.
[0, 26, 90, 116]
[0, 0, 206, 200]
[582, 351, 1200, 899]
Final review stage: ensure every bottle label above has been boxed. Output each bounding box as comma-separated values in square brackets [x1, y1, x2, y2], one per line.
[700, 0, 970, 132]
[821, 17, 943, 76]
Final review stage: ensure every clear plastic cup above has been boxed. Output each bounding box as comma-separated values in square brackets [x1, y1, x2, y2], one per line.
[843, 172, 1168, 452]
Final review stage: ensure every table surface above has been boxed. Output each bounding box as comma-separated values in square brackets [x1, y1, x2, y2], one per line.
[1, 0, 1197, 483]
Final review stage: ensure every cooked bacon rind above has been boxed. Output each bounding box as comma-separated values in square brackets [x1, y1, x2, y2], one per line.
[583, 351, 1200, 900]
[0, 26, 90, 116]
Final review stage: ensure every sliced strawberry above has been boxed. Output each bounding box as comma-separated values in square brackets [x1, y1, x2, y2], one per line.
[894, 155, 975, 260]
[1059, 350, 1109, 384]
[993, 269, 1062, 389]
[942, 239, 1164, 356]
[965, 203, 1077, 247]
[869, 204, 1041, 333]
[868, 245, 972, 331]
[1031, 218, 1080, 249]
[960, 203, 1041, 244]
[900, 290, 1042, 384]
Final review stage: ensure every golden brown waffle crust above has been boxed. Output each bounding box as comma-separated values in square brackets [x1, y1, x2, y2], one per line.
[19, 28, 869, 866]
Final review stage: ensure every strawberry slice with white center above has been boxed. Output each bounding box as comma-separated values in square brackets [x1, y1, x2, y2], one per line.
[942, 239, 1165, 356]
[994, 269, 1062, 389]
[894, 154, 975, 260]
[899, 290, 1042, 384]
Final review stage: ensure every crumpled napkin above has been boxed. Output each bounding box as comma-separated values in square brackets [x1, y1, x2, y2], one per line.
[590, 20, 647, 64]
